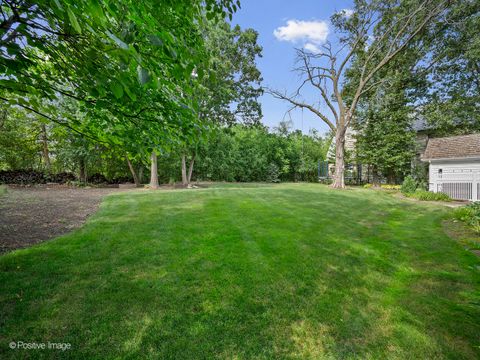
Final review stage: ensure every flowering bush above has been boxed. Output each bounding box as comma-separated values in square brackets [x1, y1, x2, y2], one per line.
[381, 184, 401, 190]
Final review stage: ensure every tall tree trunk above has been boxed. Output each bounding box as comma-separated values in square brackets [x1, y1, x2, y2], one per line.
[187, 154, 196, 185]
[149, 152, 159, 189]
[372, 165, 381, 186]
[181, 154, 187, 186]
[331, 128, 346, 189]
[40, 123, 50, 172]
[126, 156, 140, 187]
[138, 166, 144, 184]
[387, 170, 395, 185]
[79, 157, 86, 183]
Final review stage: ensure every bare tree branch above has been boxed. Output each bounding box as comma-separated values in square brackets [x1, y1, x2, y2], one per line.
[267, 88, 336, 131]
[298, 50, 339, 122]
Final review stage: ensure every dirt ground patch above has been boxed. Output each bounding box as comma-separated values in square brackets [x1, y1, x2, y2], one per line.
[0, 185, 131, 254]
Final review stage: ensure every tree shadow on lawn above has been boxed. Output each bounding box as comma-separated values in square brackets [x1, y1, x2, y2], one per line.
[0, 186, 479, 359]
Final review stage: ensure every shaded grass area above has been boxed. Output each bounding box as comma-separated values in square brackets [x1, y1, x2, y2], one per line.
[0, 185, 6, 196]
[0, 184, 479, 359]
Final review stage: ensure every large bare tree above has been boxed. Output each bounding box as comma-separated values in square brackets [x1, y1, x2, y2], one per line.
[269, 0, 449, 188]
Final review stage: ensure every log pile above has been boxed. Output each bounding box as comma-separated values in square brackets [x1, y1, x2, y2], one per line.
[0, 170, 133, 185]
[0, 170, 47, 184]
[0, 170, 77, 184]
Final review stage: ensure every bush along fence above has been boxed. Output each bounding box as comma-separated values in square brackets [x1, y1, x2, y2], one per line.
[400, 175, 451, 201]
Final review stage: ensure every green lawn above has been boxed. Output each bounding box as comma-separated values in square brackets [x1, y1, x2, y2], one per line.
[1, 184, 479, 359]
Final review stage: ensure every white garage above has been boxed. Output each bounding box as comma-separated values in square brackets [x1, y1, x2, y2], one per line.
[422, 134, 480, 201]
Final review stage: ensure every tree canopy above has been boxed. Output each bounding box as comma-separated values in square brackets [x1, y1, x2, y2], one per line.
[1, 0, 240, 149]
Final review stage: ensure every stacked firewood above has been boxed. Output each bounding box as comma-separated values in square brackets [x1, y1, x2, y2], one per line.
[0, 170, 76, 184]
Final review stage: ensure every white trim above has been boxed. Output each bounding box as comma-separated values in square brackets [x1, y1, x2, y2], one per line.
[422, 156, 480, 162]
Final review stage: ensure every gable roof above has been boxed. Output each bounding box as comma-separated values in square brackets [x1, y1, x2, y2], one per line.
[422, 133, 480, 161]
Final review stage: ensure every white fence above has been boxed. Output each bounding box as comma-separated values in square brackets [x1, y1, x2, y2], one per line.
[429, 163, 480, 201]
[437, 182, 475, 201]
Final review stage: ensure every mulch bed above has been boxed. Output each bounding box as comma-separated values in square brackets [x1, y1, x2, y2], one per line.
[0, 185, 130, 254]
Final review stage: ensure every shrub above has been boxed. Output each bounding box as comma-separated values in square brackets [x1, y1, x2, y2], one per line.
[267, 163, 280, 183]
[401, 175, 417, 194]
[454, 202, 480, 233]
[406, 189, 451, 202]
[363, 183, 373, 189]
[319, 178, 333, 185]
[416, 180, 428, 191]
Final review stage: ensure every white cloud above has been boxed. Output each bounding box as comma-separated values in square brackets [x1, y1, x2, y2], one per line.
[273, 19, 329, 45]
[340, 9, 354, 18]
[304, 42, 320, 53]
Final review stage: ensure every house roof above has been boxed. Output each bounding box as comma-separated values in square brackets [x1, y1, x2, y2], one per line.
[422, 133, 480, 160]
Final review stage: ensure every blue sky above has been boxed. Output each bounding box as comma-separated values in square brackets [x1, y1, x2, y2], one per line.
[232, 0, 354, 135]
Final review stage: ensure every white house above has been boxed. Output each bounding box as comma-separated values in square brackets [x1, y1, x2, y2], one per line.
[422, 133, 480, 201]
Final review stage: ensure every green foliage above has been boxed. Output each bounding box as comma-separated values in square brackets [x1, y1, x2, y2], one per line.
[159, 125, 328, 183]
[406, 190, 451, 202]
[411, 161, 429, 189]
[1, 0, 238, 103]
[421, 1, 480, 133]
[178, 19, 264, 172]
[454, 202, 480, 233]
[1, 100, 322, 186]
[401, 175, 417, 194]
[0, 0, 240, 161]
[363, 183, 373, 189]
[344, 1, 478, 183]
[0, 104, 137, 182]
[351, 40, 418, 183]
[153, 125, 328, 183]
[266, 163, 281, 183]
[0, 106, 42, 170]
[196, 20, 263, 126]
